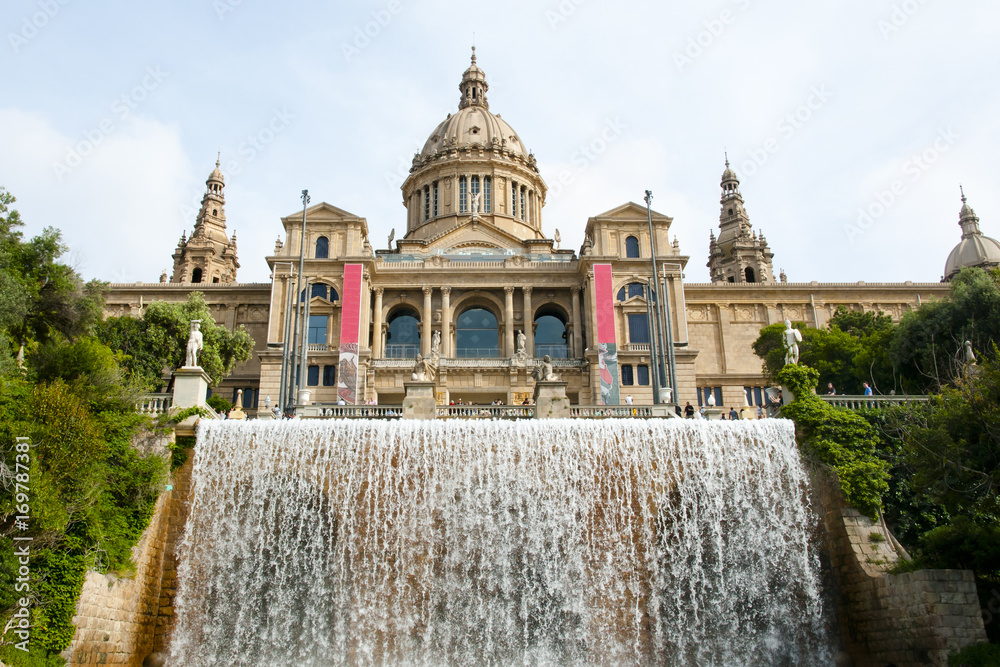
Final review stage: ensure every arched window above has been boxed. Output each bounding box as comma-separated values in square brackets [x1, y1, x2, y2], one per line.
[534, 312, 568, 359]
[191, 268, 203, 283]
[483, 177, 491, 212]
[459, 176, 468, 213]
[456, 308, 499, 358]
[744, 267, 757, 283]
[625, 236, 640, 258]
[315, 236, 329, 259]
[386, 309, 420, 359]
[616, 283, 646, 301]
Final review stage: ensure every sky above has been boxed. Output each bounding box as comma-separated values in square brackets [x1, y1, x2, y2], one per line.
[2, 0, 999, 286]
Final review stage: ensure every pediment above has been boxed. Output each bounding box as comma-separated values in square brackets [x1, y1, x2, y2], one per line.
[591, 201, 671, 224]
[280, 201, 365, 223]
[424, 220, 530, 253]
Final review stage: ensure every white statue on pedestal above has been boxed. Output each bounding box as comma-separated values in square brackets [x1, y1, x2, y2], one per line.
[185, 320, 204, 368]
[532, 355, 558, 382]
[783, 319, 802, 366]
[471, 192, 482, 219]
[411, 354, 429, 381]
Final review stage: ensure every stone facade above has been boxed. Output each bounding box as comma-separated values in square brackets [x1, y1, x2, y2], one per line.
[103, 52, 971, 411]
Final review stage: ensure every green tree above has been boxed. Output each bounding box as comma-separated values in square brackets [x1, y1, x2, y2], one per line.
[98, 291, 254, 389]
[0, 188, 106, 348]
[890, 267, 1000, 392]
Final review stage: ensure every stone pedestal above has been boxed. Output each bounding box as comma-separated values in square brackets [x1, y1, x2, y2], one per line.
[402, 382, 437, 420]
[533, 381, 570, 419]
[171, 366, 211, 435]
[702, 407, 725, 420]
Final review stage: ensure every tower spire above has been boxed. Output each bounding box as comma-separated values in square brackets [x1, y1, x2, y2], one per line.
[459, 46, 488, 110]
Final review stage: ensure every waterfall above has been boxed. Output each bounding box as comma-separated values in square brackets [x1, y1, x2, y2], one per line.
[169, 419, 833, 666]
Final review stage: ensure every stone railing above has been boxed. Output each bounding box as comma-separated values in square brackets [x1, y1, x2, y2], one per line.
[437, 405, 535, 419]
[137, 394, 172, 415]
[571, 405, 656, 418]
[820, 395, 930, 410]
[308, 405, 404, 419]
[623, 343, 650, 352]
[370, 357, 588, 371]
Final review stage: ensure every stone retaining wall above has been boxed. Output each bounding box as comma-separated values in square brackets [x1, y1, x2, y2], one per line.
[61, 452, 195, 667]
[812, 466, 987, 666]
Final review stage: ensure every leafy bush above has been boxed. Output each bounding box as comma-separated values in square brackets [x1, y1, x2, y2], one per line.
[949, 642, 1000, 666]
[777, 364, 889, 518]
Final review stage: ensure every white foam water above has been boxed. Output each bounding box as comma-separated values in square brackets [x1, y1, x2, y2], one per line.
[168, 418, 832, 666]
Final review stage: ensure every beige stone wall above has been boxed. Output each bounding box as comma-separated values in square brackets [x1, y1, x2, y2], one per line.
[62, 451, 195, 666]
[812, 466, 987, 666]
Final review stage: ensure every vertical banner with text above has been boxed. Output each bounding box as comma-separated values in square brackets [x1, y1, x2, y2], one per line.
[593, 264, 620, 405]
[337, 264, 363, 404]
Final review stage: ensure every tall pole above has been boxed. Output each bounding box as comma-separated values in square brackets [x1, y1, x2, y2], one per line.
[298, 277, 312, 393]
[662, 266, 678, 398]
[644, 190, 669, 400]
[278, 263, 295, 412]
[288, 190, 310, 411]
[645, 281, 661, 403]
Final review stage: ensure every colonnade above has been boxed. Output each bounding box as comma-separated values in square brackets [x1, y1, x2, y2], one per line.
[370, 285, 584, 360]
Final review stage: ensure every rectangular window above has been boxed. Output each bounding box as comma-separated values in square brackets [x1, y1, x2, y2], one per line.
[621, 364, 634, 386]
[627, 313, 650, 344]
[483, 177, 491, 212]
[637, 365, 650, 386]
[511, 181, 517, 216]
[471, 175, 480, 199]
[713, 387, 722, 406]
[459, 177, 467, 213]
[307, 366, 319, 387]
[323, 365, 336, 387]
[754, 387, 763, 406]
[432, 182, 438, 217]
[308, 314, 327, 345]
[423, 186, 430, 220]
[520, 187, 526, 220]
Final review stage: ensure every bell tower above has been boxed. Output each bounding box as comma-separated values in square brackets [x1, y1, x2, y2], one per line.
[170, 156, 240, 284]
[708, 156, 775, 283]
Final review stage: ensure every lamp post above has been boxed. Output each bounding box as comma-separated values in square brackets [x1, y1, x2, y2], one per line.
[644, 191, 669, 402]
[278, 262, 295, 412]
[287, 190, 310, 412]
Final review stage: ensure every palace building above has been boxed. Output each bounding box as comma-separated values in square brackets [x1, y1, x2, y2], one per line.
[105, 51, 1000, 413]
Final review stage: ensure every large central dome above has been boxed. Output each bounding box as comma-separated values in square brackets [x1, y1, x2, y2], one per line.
[399, 49, 547, 246]
[418, 106, 527, 161]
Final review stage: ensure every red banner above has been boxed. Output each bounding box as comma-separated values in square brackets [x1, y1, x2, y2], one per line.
[592, 264, 620, 405]
[337, 264, 363, 404]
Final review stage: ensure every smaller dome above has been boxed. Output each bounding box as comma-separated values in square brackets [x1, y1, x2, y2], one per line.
[944, 235, 1000, 279]
[208, 154, 224, 183]
[944, 188, 1000, 280]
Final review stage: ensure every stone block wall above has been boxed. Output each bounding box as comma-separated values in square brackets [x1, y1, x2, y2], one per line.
[61, 452, 195, 666]
[812, 466, 987, 666]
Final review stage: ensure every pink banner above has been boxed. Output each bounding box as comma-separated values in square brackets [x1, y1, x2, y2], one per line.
[592, 264, 620, 405]
[337, 264, 363, 404]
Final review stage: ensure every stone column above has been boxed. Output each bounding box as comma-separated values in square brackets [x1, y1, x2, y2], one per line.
[422, 286, 433, 356]
[372, 287, 384, 357]
[504, 286, 515, 357]
[571, 286, 583, 357]
[523, 287, 533, 357]
[441, 287, 451, 357]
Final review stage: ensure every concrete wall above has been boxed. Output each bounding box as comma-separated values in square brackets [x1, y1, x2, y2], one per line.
[812, 466, 987, 666]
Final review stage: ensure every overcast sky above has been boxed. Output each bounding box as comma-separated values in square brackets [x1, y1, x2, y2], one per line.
[2, 0, 998, 285]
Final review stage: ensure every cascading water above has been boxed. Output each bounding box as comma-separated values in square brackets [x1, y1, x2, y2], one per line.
[168, 419, 833, 666]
